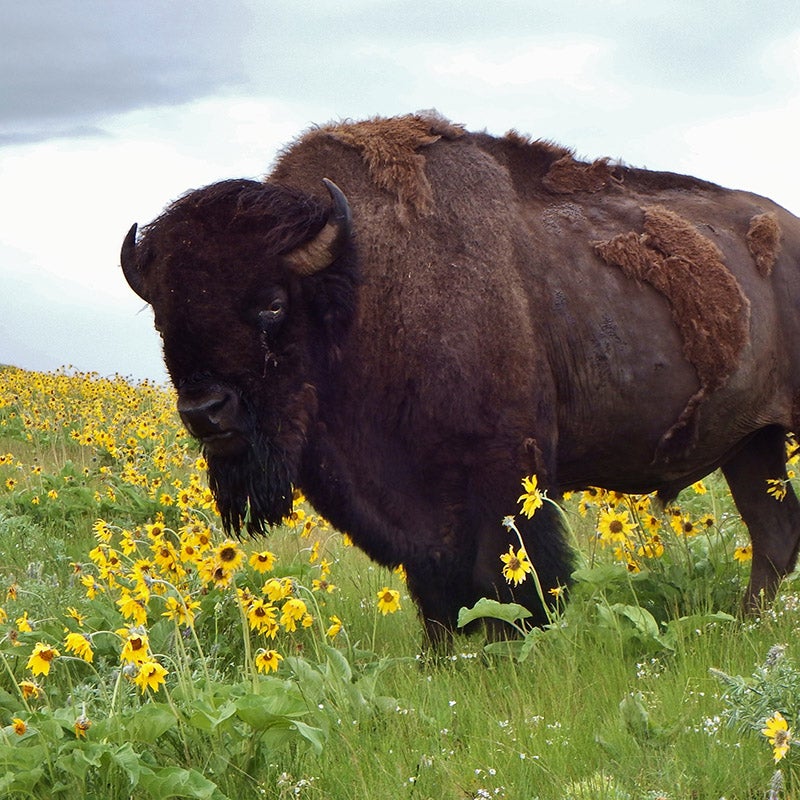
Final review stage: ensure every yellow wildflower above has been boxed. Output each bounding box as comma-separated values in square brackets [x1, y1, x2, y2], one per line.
[19, 680, 40, 699]
[263, 577, 293, 602]
[254, 648, 283, 674]
[16, 611, 32, 632]
[65, 607, 86, 626]
[119, 631, 151, 664]
[117, 592, 148, 626]
[376, 586, 402, 615]
[26, 642, 60, 676]
[214, 539, 244, 571]
[312, 577, 336, 593]
[247, 599, 278, 634]
[767, 479, 788, 501]
[733, 544, 753, 563]
[12, 717, 27, 735]
[518, 475, 543, 518]
[597, 507, 636, 545]
[637, 534, 664, 559]
[280, 598, 308, 632]
[74, 713, 92, 739]
[132, 660, 168, 694]
[162, 595, 200, 626]
[64, 632, 94, 663]
[500, 545, 532, 586]
[92, 519, 113, 543]
[249, 550, 277, 574]
[326, 615, 343, 638]
[762, 711, 792, 762]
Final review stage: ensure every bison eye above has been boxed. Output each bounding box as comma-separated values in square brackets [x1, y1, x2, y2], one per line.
[256, 292, 288, 332]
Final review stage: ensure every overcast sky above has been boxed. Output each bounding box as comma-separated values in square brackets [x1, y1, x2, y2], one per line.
[2, 1, 799, 381]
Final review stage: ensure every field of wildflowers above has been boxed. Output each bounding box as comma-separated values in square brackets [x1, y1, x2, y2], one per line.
[2, 365, 800, 798]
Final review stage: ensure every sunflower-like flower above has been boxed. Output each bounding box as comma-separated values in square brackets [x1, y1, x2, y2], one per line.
[26, 642, 60, 676]
[762, 711, 792, 762]
[597, 507, 636, 545]
[132, 660, 168, 694]
[500, 546, 532, 586]
[254, 649, 283, 674]
[517, 475, 543, 519]
[249, 550, 277, 574]
[64, 632, 94, 663]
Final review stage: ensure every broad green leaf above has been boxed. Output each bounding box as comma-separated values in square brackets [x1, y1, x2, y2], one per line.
[291, 720, 326, 755]
[55, 741, 107, 780]
[457, 598, 532, 627]
[138, 765, 220, 799]
[111, 742, 146, 787]
[0, 767, 45, 794]
[235, 691, 308, 731]
[125, 703, 179, 744]
[609, 603, 660, 639]
[187, 699, 238, 733]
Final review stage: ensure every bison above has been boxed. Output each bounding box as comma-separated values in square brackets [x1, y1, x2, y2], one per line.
[120, 112, 800, 642]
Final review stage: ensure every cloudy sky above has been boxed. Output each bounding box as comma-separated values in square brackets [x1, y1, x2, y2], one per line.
[2, 1, 799, 382]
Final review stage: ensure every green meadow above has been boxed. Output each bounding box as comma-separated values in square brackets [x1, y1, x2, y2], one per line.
[1, 365, 799, 799]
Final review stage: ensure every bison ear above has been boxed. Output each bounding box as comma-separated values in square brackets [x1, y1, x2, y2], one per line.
[120, 223, 148, 301]
[284, 179, 352, 276]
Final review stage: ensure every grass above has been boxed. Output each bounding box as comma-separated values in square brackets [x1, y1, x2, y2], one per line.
[1, 365, 800, 799]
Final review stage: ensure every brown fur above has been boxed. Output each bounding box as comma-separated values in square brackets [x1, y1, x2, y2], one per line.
[595, 205, 751, 459]
[310, 113, 465, 216]
[542, 154, 621, 194]
[747, 212, 782, 277]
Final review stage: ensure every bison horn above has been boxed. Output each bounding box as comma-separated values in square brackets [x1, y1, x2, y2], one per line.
[284, 178, 352, 275]
[120, 223, 148, 301]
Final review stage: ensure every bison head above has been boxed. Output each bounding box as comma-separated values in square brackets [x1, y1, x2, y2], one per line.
[120, 178, 356, 534]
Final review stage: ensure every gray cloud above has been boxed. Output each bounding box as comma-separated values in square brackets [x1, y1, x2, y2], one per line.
[5, 0, 798, 148]
[1, 1, 251, 141]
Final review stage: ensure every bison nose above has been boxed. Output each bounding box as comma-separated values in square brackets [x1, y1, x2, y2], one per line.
[177, 386, 240, 441]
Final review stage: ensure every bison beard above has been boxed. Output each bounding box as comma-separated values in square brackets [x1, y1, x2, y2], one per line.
[205, 433, 294, 536]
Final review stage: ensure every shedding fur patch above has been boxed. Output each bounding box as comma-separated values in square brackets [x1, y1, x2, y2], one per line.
[321, 112, 465, 215]
[746, 212, 781, 277]
[542, 154, 621, 194]
[594, 205, 751, 461]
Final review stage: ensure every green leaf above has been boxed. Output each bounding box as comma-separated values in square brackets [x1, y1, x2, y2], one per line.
[235, 691, 308, 731]
[290, 720, 326, 755]
[187, 699, 238, 733]
[138, 765, 220, 799]
[0, 744, 46, 794]
[619, 692, 651, 739]
[55, 742, 107, 780]
[457, 598, 532, 628]
[125, 703, 179, 744]
[0, 767, 45, 794]
[609, 604, 660, 640]
[324, 644, 353, 683]
[111, 742, 146, 787]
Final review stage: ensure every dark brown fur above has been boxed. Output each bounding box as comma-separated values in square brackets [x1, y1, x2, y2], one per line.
[121, 113, 800, 640]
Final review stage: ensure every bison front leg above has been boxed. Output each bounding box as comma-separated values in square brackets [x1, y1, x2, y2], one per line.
[404, 552, 480, 648]
[721, 425, 800, 608]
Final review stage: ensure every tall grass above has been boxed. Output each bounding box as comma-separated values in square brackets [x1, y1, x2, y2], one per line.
[1, 365, 799, 799]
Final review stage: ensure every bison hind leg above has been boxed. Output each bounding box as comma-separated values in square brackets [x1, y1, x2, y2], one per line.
[721, 425, 800, 608]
